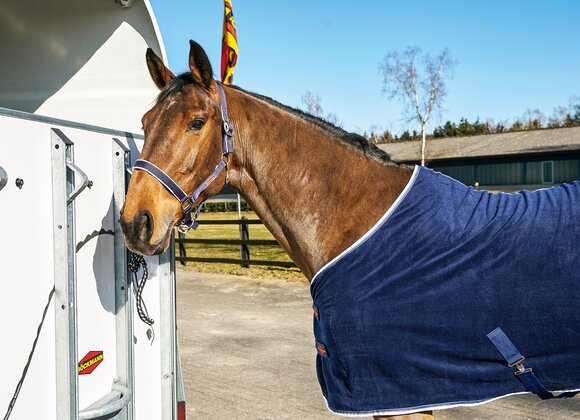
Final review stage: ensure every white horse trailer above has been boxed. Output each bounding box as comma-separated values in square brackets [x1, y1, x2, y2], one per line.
[0, 1, 186, 419]
[0, 111, 186, 420]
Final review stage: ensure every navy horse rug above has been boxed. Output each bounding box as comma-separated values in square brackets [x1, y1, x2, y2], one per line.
[310, 166, 580, 416]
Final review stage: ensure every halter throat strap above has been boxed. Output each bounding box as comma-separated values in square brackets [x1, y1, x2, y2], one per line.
[132, 81, 234, 232]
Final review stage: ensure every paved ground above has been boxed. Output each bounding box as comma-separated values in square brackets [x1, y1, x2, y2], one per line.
[175, 268, 580, 420]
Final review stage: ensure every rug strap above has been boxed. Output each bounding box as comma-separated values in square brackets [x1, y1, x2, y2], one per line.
[487, 327, 579, 400]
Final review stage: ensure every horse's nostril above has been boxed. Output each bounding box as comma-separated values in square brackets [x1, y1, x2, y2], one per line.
[137, 210, 154, 242]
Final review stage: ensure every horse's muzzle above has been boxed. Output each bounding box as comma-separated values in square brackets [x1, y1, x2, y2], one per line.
[120, 209, 167, 255]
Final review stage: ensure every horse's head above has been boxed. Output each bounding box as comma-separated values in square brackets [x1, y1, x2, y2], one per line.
[121, 41, 229, 255]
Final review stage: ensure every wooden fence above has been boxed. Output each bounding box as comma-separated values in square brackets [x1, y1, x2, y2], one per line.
[174, 218, 296, 268]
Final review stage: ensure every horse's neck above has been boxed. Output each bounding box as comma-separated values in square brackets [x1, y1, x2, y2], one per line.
[226, 88, 414, 280]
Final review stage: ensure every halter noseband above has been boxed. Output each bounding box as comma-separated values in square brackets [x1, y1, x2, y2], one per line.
[132, 81, 234, 233]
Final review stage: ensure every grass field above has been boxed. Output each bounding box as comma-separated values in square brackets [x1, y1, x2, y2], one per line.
[175, 211, 306, 282]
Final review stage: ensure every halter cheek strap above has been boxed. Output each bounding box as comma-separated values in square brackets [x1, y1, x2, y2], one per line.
[132, 81, 234, 233]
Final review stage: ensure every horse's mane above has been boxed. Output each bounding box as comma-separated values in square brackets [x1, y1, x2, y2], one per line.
[158, 73, 394, 165]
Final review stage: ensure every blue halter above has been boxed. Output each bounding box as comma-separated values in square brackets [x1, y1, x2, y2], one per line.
[132, 81, 234, 233]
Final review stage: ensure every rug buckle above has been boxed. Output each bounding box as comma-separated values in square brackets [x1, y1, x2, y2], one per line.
[509, 356, 532, 375]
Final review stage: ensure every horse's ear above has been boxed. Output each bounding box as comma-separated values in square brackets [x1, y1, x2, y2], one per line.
[188, 40, 214, 90]
[146, 48, 175, 90]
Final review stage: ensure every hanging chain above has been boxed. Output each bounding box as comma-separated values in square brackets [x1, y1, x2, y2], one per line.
[128, 252, 154, 327]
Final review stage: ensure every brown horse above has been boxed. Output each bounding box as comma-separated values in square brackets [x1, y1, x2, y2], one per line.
[120, 40, 430, 420]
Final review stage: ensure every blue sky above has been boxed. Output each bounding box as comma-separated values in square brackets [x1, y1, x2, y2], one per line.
[149, 0, 580, 135]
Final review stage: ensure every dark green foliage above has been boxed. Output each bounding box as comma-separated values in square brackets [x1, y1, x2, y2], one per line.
[366, 129, 395, 144]
[366, 98, 579, 143]
[366, 129, 421, 144]
[203, 201, 250, 213]
[548, 102, 580, 128]
[433, 118, 492, 138]
[399, 130, 413, 141]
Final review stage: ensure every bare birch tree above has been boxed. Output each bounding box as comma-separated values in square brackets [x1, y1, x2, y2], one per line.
[301, 90, 342, 127]
[302, 91, 323, 116]
[379, 47, 456, 165]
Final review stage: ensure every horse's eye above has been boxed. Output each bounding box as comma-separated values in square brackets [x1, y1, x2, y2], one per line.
[187, 119, 205, 131]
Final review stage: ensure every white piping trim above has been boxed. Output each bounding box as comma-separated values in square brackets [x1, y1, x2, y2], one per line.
[321, 387, 580, 417]
[310, 165, 420, 290]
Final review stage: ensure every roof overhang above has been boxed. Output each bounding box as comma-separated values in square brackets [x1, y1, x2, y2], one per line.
[379, 127, 580, 164]
[0, 0, 166, 131]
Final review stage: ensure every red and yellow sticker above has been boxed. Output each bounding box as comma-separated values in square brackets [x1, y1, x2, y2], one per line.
[78, 351, 104, 375]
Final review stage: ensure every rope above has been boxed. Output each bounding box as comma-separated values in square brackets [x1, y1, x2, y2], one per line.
[128, 252, 155, 328]
[3, 287, 55, 420]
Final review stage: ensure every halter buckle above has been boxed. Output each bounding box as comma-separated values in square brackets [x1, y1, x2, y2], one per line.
[181, 197, 194, 213]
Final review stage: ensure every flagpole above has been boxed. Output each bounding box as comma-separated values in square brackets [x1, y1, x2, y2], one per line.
[221, 0, 240, 218]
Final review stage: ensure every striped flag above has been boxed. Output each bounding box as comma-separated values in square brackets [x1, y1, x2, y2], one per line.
[221, 0, 238, 84]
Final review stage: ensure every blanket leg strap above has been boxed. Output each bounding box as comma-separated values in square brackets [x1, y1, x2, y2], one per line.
[487, 327, 579, 400]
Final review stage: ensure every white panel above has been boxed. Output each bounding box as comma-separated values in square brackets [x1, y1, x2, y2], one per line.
[0, 115, 169, 419]
[133, 256, 163, 420]
[65, 128, 120, 410]
[0, 116, 57, 419]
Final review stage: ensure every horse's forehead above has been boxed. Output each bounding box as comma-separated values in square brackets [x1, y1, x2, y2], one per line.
[171, 85, 214, 110]
[157, 93, 207, 115]
[141, 87, 217, 151]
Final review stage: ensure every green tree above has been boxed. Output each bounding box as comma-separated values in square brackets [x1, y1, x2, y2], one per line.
[399, 130, 412, 142]
[547, 97, 579, 128]
[510, 120, 524, 131]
